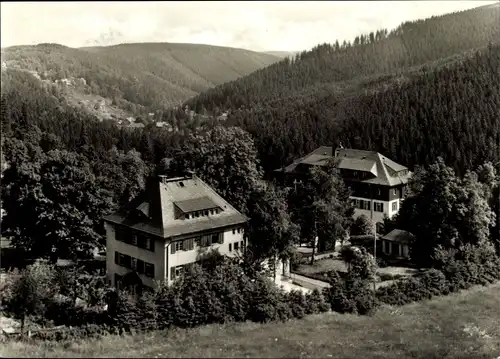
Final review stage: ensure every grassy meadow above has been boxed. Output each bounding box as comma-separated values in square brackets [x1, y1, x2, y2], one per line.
[2, 282, 499, 359]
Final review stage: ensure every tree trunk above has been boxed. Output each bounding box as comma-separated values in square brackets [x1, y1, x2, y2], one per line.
[20, 310, 26, 337]
[310, 236, 316, 265]
[273, 254, 277, 281]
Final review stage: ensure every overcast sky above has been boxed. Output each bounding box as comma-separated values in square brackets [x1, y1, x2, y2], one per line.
[1, 1, 497, 52]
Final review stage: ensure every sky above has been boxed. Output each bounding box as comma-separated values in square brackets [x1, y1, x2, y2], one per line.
[1, 1, 497, 52]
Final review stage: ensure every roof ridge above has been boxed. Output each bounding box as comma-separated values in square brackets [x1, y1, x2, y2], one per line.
[376, 153, 391, 184]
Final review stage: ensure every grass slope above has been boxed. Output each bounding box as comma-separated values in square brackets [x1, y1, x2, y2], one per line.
[1, 42, 280, 110]
[3, 283, 500, 358]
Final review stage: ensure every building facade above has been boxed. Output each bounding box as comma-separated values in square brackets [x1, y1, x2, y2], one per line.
[104, 172, 247, 291]
[274, 145, 412, 231]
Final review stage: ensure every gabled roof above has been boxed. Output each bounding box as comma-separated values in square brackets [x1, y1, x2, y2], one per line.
[381, 229, 415, 245]
[276, 146, 411, 187]
[338, 158, 378, 175]
[104, 174, 247, 239]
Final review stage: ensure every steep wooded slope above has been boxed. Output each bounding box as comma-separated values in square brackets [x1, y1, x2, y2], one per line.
[185, 4, 500, 112]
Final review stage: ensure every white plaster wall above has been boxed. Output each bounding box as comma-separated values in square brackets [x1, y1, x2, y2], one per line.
[166, 227, 245, 285]
[351, 196, 401, 223]
[105, 223, 165, 288]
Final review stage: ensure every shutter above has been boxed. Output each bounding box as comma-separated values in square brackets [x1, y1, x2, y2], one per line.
[115, 228, 123, 242]
[171, 243, 176, 254]
[189, 238, 194, 250]
[149, 238, 155, 252]
[170, 268, 175, 281]
[218, 232, 224, 244]
[200, 236, 208, 247]
[114, 251, 119, 265]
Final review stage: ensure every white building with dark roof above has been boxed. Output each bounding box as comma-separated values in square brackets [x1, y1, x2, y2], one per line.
[104, 172, 248, 292]
[274, 145, 412, 231]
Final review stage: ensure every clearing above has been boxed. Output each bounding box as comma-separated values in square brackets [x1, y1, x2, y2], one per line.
[2, 282, 499, 358]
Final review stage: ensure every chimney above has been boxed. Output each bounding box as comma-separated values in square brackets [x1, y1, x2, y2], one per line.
[334, 141, 344, 158]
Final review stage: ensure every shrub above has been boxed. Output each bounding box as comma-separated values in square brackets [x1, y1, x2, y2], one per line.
[323, 271, 378, 315]
[418, 269, 449, 296]
[246, 275, 290, 323]
[5, 262, 59, 333]
[29, 324, 108, 341]
[376, 257, 389, 268]
[347, 247, 377, 281]
[286, 290, 308, 319]
[304, 288, 330, 314]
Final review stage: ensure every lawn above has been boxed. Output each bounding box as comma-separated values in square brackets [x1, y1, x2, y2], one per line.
[2, 282, 500, 359]
[296, 257, 417, 284]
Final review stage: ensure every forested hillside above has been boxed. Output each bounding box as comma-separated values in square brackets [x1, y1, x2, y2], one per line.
[183, 4, 500, 177]
[185, 4, 500, 111]
[1, 42, 280, 113]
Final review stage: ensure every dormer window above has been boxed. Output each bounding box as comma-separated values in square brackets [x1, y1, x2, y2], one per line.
[175, 196, 223, 220]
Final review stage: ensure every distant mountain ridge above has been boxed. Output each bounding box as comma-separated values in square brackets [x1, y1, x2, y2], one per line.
[1, 42, 281, 114]
[262, 51, 299, 58]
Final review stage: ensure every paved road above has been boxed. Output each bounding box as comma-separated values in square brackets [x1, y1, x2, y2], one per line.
[288, 273, 331, 291]
[289, 273, 396, 291]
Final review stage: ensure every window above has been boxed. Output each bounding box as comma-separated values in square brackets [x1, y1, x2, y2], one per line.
[171, 265, 184, 281]
[212, 232, 223, 244]
[234, 241, 239, 251]
[136, 259, 145, 274]
[114, 274, 122, 288]
[237, 228, 241, 234]
[359, 200, 371, 211]
[146, 238, 155, 252]
[232, 228, 236, 234]
[392, 202, 398, 212]
[229, 243, 232, 251]
[240, 240, 244, 249]
[121, 253, 132, 268]
[171, 238, 195, 253]
[115, 252, 132, 269]
[377, 189, 381, 195]
[374, 202, 384, 212]
[200, 234, 211, 247]
[393, 188, 398, 195]
[145, 263, 154, 278]
[200, 232, 223, 247]
[115, 227, 155, 252]
[176, 241, 184, 252]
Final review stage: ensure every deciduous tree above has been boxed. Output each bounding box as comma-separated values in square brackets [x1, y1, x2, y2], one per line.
[290, 159, 354, 264]
[167, 126, 263, 213]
